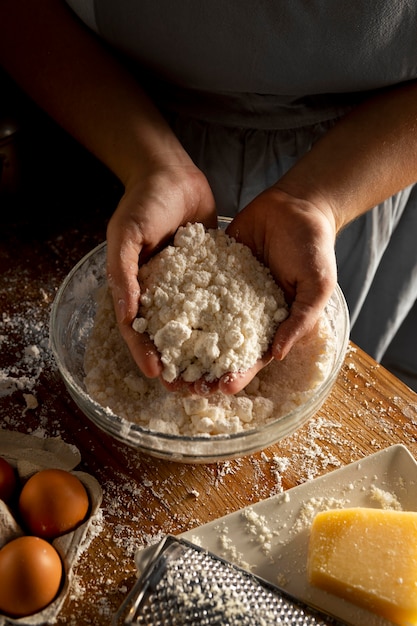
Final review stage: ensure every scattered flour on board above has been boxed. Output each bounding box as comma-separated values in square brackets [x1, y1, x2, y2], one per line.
[0, 321, 47, 401]
[132, 222, 288, 383]
[0, 298, 56, 428]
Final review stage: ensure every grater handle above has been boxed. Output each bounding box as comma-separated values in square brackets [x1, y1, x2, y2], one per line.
[111, 538, 178, 625]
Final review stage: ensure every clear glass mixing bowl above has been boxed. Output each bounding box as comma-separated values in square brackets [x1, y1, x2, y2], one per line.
[50, 220, 349, 463]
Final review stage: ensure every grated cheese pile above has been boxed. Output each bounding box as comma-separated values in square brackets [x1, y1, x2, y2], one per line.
[132, 222, 288, 383]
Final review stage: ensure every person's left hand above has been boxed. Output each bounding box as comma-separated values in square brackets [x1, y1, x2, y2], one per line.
[223, 185, 337, 394]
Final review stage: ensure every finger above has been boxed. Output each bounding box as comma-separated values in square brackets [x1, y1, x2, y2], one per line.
[218, 350, 274, 395]
[272, 299, 324, 361]
[106, 229, 142, 327]
[106, 214, 165, 378]
[121, 327, 162, 378]
[108, 246, 164, 377]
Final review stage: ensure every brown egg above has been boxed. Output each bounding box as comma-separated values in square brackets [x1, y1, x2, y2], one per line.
[0, 536, 63, 617]
[19, 468, 89, 539]
[0, 457, 17, 503]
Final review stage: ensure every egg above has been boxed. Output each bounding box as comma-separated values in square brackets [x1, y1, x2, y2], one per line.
[0, 457, 17, 503]
[19, 468, 89, 539]
[0, 535, 63, 617]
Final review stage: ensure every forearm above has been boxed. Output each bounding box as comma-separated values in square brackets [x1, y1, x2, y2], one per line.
[0, 0, 188, 187]
[276, 80, 417, 233]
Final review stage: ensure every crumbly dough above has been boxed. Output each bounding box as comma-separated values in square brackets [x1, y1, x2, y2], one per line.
[84, 288, 335, 437]
[132, 223, 288, 383]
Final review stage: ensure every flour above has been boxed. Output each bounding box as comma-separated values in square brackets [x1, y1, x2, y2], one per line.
[133, 223, 288, 383]
[0, 305, 52, 424]
[84, 285, 335, 437]
[369, 485, 403, 510]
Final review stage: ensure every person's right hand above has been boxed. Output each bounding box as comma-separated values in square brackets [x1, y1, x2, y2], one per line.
[106, 157, 218, 380]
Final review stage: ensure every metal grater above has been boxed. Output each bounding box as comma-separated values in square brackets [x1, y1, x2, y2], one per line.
[112, 535, 347, 626]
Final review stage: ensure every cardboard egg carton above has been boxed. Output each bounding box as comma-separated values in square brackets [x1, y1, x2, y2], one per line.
[0, 431, 103, 625]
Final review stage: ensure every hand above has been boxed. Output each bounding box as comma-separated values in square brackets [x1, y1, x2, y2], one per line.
[156, 185, 337, 397]
[216, 185, 338, 393]
[106, 159, 217, 379]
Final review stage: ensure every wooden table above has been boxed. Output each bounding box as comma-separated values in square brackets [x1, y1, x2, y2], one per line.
[1, 104, 417, 624]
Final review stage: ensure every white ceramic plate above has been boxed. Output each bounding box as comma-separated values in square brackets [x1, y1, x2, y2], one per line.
[136, 444, 417, 624]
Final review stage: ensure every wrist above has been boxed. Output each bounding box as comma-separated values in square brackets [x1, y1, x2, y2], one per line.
[270, 183, 338, 239]
[116, 122, 193, 189]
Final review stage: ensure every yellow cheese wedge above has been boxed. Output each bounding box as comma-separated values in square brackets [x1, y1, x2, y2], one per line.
[307, 508, 417, 625]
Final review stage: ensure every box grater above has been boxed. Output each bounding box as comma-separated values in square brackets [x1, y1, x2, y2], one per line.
[112, 535, 348, 625]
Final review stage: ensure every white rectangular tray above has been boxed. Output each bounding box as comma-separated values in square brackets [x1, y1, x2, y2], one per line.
[136, 444, 417, 625]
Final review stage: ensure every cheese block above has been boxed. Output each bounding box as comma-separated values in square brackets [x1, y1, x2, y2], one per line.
[307, 508, 417, 625]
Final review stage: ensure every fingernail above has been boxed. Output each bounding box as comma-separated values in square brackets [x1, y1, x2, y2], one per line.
[116, 298, 127, 324]
[273, 344, 284, 361]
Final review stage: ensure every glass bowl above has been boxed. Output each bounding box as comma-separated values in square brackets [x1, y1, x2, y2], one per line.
[50, 221, 350, 463]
